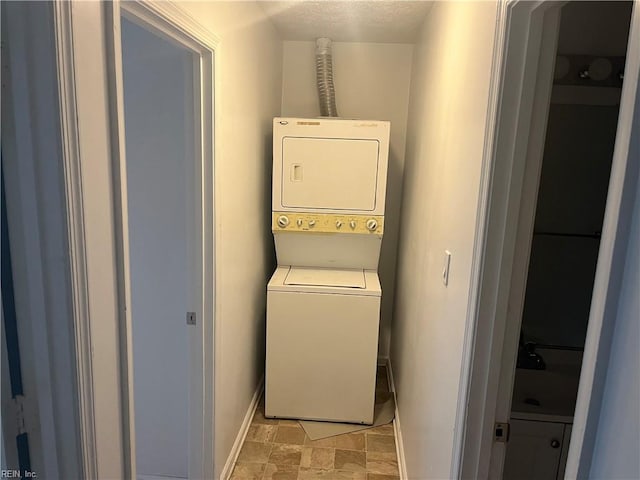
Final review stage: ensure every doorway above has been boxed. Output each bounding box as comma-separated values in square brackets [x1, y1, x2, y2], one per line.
[502, 2, 633, 479]
[106, 3, 217, 478]
[459, 1, 639, 479]
[120, 16, 196, 480]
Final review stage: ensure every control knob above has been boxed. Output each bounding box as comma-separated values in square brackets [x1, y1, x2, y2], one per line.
[366, 219, 378, 231]
[296, 219, 303, 227]
[349, 220, 357, 230]
[277, 215, 289, 228]
[336, 220, 343, 229]
[308, 220, 316, 228]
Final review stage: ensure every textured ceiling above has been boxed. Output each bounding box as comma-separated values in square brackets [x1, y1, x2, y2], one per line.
[259, 1, 434, 43]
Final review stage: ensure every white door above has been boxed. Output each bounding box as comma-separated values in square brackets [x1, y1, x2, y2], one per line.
[120, 17, 196, 479]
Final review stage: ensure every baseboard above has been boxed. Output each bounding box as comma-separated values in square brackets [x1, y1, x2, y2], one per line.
[386, 357, 408, 480]
[220, 376, 264, 480]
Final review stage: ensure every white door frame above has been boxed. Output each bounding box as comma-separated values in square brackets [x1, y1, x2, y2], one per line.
[104, 2, 218, 478]
[457, 1, 640, 478]
[52, 1, 218, 478]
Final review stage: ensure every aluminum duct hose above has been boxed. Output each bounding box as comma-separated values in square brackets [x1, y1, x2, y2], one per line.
[315, 38, 338, 117]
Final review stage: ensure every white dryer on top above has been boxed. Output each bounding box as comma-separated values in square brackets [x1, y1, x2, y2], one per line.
[271, 117, 390, 270]
[273, 117, 390, 215]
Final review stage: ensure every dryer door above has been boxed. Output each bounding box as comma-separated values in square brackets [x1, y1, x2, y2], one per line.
[281, 137, 380, 211]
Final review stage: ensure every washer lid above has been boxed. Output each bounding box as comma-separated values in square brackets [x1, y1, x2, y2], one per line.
[268, 266, 381, 296]
[284, 267, 365, 288]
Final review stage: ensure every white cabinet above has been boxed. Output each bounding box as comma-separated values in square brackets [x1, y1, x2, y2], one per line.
[503, 419, 571, 480]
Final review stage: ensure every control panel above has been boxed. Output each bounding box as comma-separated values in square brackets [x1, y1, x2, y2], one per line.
[272, 212, 384, 235]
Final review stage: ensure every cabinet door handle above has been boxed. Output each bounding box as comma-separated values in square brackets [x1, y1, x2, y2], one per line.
[550, 439, 561, 449]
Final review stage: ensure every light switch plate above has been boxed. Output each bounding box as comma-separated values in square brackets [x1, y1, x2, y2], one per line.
[443, 250, 452, 286]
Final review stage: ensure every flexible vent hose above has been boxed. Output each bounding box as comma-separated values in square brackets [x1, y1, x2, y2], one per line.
[315, 38, 338, 117]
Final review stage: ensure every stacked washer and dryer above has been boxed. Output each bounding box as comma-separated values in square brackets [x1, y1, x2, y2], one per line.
[266, 117, 390, 425]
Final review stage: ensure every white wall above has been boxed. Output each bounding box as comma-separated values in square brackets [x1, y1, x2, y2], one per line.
[589, 166, 640, 479]
[391, 2, 498, 478]
[177, 3, 283, 477]
[281, 40, 413, 357]
[121, 18, 192, 478]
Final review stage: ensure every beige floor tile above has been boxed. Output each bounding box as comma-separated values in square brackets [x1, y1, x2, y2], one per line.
[366, 452, 399, 476]
[269, 444, 303, 466]
[334, 449, 366, 472]
[298, 468, 366, 480]
[230, 462, 266, 480]
[366, 424, 394, 436]
[300, 447, 334, 469]
[262, 463, 299, 480]
[366, 434, 396, 453]
[246, 424, 277, 443]
[234, 384, 401, 480]
[237, 441, 272, 464]
[334, 432, 365, 451]
[274, 425, 306, 445]
[304, 435, 336, 448]
[366, 473, 399, 480]
[300, 447, 312, 468]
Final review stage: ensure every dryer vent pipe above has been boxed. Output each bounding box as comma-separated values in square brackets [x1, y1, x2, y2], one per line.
[315, 38, 338, 117]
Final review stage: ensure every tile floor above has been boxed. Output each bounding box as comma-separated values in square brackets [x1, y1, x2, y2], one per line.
[230, 366, 399, 480]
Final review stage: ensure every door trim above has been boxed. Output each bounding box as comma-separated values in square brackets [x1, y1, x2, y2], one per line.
[104, 2, 219, 478]
[52, 3, 98, 477]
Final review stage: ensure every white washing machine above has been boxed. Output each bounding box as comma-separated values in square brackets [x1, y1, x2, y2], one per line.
[266, 117, 390, 424]
[266, 266, 381, 424]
